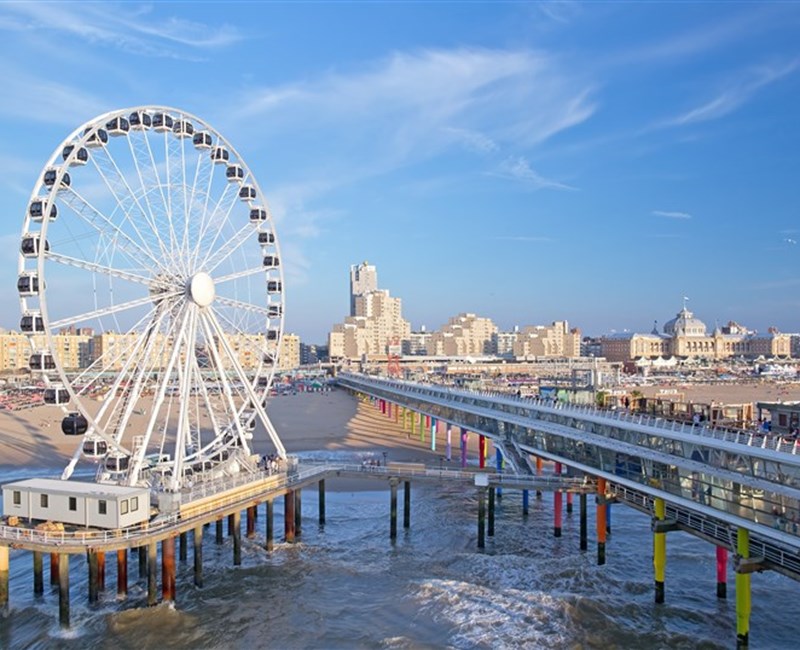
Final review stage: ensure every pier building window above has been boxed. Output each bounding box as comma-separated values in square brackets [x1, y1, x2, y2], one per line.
[98, 500, 107, 515]
[69, 497, 77, 511]
[12, 490, 20, 505]
[40, 494, 48, 508]
[120, 499, 128, 515]
[131, 496, 139, 512]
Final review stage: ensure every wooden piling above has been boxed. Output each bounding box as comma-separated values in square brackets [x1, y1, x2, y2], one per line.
[194, 525, 204, 588]
[390, 479, 398, 540]
[147, 542, 157, 606]
[319, 480, 326, 525]
[58, 553, 70, 629]
[488, 486, 495, 537]
[284, 491, 296, 543]
[233, 511, 242, 566]
[117, 549, 127, 599]
[162, 537, 176, 603]
[33, 550, 43, 596]
[266, 500, 274, 551]
[403, 480, 411, 529]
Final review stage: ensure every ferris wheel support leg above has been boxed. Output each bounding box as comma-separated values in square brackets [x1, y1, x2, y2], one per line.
[204, 309, 287, 458]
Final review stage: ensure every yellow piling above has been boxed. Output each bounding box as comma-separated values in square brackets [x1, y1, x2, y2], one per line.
[653, 498, 666, 603]
[736, 527, 751, 649]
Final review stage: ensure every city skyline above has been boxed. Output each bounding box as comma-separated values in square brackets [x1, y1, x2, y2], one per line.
[1, 3, 799, 342]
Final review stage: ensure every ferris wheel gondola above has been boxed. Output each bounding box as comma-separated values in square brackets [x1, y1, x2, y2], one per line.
[17, 105, 287, 492]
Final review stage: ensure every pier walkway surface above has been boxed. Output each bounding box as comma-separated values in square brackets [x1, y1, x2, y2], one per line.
[336, 372, 800, 581]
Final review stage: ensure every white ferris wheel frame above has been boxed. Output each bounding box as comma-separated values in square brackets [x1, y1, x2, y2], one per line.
[17, 105, 287, 492]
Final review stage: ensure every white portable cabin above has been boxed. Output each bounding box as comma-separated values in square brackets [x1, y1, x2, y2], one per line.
[2, 478, 150, 529]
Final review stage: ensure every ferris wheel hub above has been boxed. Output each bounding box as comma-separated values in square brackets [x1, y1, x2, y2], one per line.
[187, 271, 216, 307]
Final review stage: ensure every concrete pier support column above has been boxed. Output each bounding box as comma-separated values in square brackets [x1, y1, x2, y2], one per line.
[116, 549, 127, 599]
[232, 511, 242, 566]
[403, 480, 411, 528]
[162, 537, 176, 603]
[596, 478, 607, 565]
[736, 528, 751, 649]
[33, 550, 44, 596]
[88, 551, 99, 605]
[58, 553, 70, 629]
[488, 487, 495, 537]
[390, 479, 399, 541]
[535, 457, 543, 499]
[716, 546, 728, 599]
[138, 546, 147, 579]
[319, 480, 326, 525]
[606, 503, 612, 534]
[50, 552, 59, 586]
[522, 489, 529, 516]
[97, 552, 105, 593]
[147, 541, 157, 607]
[216, 517, 224, 544]
[295, 490, 302, 537]
[579, 493, 588, 551]
[284, 491, 296, 543]
[460, 428, 468, 468]
[446, 426, 452, 461]
[566, 492, 574, 514]
[478, 435, 486, 469]
[194, 525, 204, 588]
[179, 532, 188, 561]
[246, 506, 256, 538]
[0, 545, 8, 612]
[653, 497, 667, 604]
[266, 500, 274, 551]
[477, 487, 486, 549]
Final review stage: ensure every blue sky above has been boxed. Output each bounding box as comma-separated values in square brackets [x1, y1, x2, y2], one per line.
[1, 1, 799, 343]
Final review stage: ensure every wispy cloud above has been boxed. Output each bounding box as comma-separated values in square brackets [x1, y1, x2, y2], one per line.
[235, 47, 595, 164]
[535, 1, 582, 24]
[0, 3, 241, 59]
[652, 210, 692, 220]
[663, 59, 799, 127]
[491, 156, 576, 191]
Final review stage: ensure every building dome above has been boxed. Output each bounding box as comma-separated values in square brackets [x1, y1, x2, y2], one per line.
[663, 307, 707, 337]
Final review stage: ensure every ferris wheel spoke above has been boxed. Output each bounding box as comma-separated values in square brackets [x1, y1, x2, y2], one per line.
[70, 304, 161, 394]
[170, 304, 198, 489]
[202, 223, 254, 273]
[140, 127, 181, 264]
[58, 187, 168, 273]
[45, 251, 154, 286]
[49, 291, 180, 330]
[213, 295, 274, 317]
[125, 132, 170, 260]
[214, 265, 270, 286]
[204, 308, 286, 457]
[89, 143, 168, 264]
[193, 183, 241, 270]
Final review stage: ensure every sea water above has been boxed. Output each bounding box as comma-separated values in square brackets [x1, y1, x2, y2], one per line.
[1, 468, 798, 649]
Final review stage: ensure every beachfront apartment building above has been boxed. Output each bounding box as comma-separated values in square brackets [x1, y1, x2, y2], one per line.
[426, 313, 497, 357]
[512, 321, 582, 359]
[0, 330, 93, 372]
[329, 289, 411, 360]
[349, 261, 378, 317]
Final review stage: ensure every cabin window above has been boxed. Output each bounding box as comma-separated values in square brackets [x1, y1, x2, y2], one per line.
[69, 497, 77, 511]
[40, 494, 48, 508]
[98, 500, 107, 515]
[13, 490, 21, 505]
[120, 499, 129, 515]
[131, 496, 139, 512]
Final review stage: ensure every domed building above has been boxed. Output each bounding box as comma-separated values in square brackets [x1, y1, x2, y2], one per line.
[600, 304, 791, 363]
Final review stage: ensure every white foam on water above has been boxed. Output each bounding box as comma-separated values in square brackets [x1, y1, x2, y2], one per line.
[412, 577, 572, 649]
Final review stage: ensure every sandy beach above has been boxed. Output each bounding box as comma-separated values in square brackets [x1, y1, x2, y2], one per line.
[1, 381, 798, 475]
[0, 387, 463, 474]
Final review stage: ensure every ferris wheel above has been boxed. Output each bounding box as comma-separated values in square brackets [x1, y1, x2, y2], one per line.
[17, 106, 286, 492]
